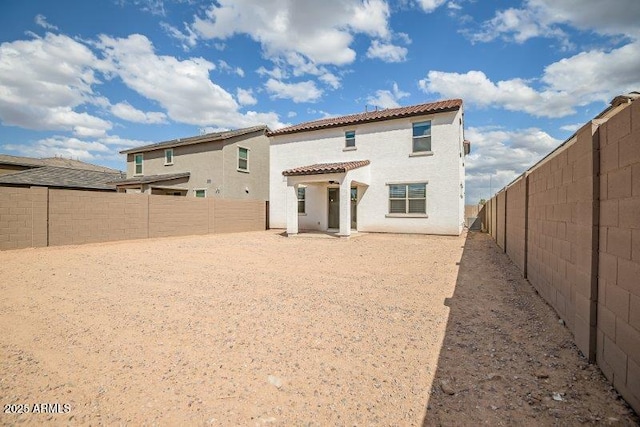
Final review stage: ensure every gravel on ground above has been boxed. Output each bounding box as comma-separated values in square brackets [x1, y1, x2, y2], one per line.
[0, 230, 637, 425]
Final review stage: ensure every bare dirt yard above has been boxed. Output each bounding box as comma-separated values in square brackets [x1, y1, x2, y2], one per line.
[0, 230, 637, 426]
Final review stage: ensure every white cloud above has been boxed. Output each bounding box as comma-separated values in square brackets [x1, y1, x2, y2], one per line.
[257, 66, 288, 80]
[420, 41, 640, 117]
[236, 88, 257, 106]
[218, 60, 244, 77]
[111, 101, 167, 124]
[191, 0, 361, 66]
[348, 0, 391, 39]
[366, 40, 408, 62]
[265, 78, 323, 103]
[472, 0, 640, 45]
[97, 34, 284, 129]
[117, 0, 166, 16]
[560, 123, 582, 132]
[287, 111, 297, 118]
[319, 72, 341, 89]
[465, 126, 561, 203]
[0, 33, 111, 136]
[416, 0, 446, 13]
[160, 22, 198, 51]
[4, 133, 155, 164]
[366, 82, 409, 109]
[34, 14, 58, 30]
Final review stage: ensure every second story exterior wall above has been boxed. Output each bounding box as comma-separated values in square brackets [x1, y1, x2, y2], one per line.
[121, 127, 270, 201]
[269, 105, 465, 235]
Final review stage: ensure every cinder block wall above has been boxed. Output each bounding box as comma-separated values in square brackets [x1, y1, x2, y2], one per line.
[49, 190, 148, 246]
[214, 199, 266, 233]
[0, 186, 47, 250]
[526, 124, 598, 358]
[505, 176, 527, 272]
[1, 189, 267, 250]
[148, 195, 210, 238]
[496, 191, 506, 251]
[596, 99, 640, 411]
[482, 98, 640, 414]
[491, 196, 497, 240]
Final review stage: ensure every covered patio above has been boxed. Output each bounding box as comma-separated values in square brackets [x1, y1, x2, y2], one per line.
[282, 160, 370, 237]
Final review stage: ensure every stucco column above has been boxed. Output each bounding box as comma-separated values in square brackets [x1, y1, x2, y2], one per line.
[338, 178, 351, 237]
[286, 183, 299, 236]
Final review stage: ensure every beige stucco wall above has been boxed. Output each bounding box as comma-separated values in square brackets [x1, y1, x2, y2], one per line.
[126, 131, 269, 200]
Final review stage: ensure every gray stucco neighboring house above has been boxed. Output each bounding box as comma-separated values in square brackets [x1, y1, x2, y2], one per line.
[0, 166, 125, 191]
[114, 126, 270, 200]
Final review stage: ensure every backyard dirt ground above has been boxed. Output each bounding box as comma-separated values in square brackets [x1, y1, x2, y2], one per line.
[0, 230, 637, 426]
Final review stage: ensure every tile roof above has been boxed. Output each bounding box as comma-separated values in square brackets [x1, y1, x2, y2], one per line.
[109, 172, 191, 186]
[282, 160, 370, 176]
[0, 166, 125, 190]
[0, 154, 121, 173]
[268, 99, 462, 136]
[120, 125, 268, 154]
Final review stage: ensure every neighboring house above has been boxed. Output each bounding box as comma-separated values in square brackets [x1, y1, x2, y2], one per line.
[268, 99, 469, 236]
[0, 154, 120, 176]
[0, 154, 124, 191]
[114, 126, 270, 200]
[0, 166, 124, 191]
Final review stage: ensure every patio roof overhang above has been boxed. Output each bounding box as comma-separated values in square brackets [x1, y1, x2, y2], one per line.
[282, 160, 370, 177]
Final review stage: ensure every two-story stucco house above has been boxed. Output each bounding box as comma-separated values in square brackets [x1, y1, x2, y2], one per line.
[268, 99, 469, 236]
[114, 126, 270, 200]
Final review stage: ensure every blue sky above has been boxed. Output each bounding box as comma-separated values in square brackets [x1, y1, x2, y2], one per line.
[0, 0, 639, 203]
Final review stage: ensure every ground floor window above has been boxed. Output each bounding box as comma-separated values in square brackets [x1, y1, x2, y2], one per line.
[297, 187, 306, 213]
[389, 183, 426, 214]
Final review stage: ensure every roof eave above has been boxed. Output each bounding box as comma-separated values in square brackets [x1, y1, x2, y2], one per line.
[267, 105, 461, 137]
[120, 125, 268, 155]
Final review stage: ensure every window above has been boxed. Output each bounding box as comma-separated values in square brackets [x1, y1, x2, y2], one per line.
[389, 183, 426, 214]
[134, 153, 143, 175]
[238, 147, 248, 171]
[297, 187, 306, 214]
[345, 130, 355, 148]
[194, 189, 206, 198]
[164, 149, 173, 165]
[412, 121, 431, 153]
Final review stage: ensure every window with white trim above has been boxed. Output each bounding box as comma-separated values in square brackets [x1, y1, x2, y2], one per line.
[164, 148, 173, 165]
[389, 183, 426, 214]
[238, 147, 249, 171]
[194, 189, 206, 198]
[297, 187, 306, 214]
[412, 121, 431, 153]
[134, 153, 143, 175]
[345, 130, 355, 148]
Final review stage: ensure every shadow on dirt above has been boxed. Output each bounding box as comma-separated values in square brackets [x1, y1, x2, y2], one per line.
[421, 231, 638, 425]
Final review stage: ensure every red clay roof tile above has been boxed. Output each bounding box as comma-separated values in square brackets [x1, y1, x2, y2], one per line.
[268, 99, 462, 136]
[282, 160, 370, 176]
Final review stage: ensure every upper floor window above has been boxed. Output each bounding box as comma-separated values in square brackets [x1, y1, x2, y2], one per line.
[194, 189, 206, 198]
[345, 131, 355, 148]
[297, 187, 306, 214]
[238, 147, 249, 171]
[134, 153, 143, 175]
[412, 121, 431, 153]
[164, 149, 173, 165]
